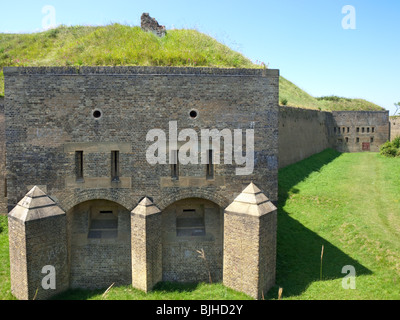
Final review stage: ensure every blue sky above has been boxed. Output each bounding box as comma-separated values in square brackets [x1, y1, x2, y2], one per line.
[1, 0, 399, 115]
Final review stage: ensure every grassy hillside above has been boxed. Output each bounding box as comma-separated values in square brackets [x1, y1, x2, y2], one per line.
[0, 23, 383, 111]
[0, 24, 256, 94]
[279, 77, 383, 111]
[1, 149, 399, 300]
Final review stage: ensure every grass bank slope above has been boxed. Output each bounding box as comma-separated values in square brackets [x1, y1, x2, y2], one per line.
[0, 24, 383, 111]
[279, 77, 383, 111]
[270, 149, 400, 299]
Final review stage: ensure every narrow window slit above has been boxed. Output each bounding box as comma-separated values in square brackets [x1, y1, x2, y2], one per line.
[75, 151, 83, 180]
[111, 151, 120, 181]
[171, 150, 179, 180]
[206, 149, 214, 180]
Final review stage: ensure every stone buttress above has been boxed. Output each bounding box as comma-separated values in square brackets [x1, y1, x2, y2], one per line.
[223, 182, 277, 299]
[131, 197, 162, 292]
[8, 186, 68, 300]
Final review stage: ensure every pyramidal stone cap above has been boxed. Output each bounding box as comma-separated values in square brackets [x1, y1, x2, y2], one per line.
[8, 186, 65, 222]
[225, 182, 277, 217]
[131, 197, 161, 216]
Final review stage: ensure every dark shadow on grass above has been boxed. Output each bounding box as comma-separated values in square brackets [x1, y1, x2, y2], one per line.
[51, 287, 106, 300]
[266, 209, 372, 299]
[152, 281, 200, 293]
[278, 148, 342, 207]
[266, 148, 372, 299]
[51, 282, 202, 300]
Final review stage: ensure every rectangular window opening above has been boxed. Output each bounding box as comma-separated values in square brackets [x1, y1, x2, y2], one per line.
[88, 209, 118, 239]
[372, 127, 375, 133]
[357, 127, 360, 133]
[347, 127, 350, 133]
[356, 137, 360, 143]
[75, 151, 83, 180]
[171, 150, 179, 180]
[367, 127, 370, 133]
[370, 137, 374, 143]
[111, 151, 120, 181]
[176, 209, 206, 237]
[206, 150, 214, 180]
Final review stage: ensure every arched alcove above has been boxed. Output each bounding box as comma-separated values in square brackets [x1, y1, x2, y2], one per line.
[161, 197, 223, 283]
[67, 199, 131, 289]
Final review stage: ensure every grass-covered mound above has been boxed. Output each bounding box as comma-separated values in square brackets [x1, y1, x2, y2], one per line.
[0, 23, 383, 112]
[279, 77, 383, 111]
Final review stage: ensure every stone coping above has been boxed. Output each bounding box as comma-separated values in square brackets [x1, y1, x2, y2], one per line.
[279, 105, 389, 115]
[3, 66, 279, 77]
[331, 110, 389, 114]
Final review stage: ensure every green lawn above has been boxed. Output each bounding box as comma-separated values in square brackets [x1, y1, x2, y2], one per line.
[1, 149, 399, 300]
[269, 149, 400, 300]
[0, 218, 14, 300]
[53, 282, 252, 300]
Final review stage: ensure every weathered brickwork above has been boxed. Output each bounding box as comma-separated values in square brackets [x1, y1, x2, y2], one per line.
[7, 215, 27, 299]
[4, 66, 279, 299]
[331, 111, 389, 153]
[131, 197, 162, 292]
[278, 107, 390, 167]
[0, 96, 6, 214]
[8, 186, 68, 300]
[278, 106, 334, 168]
[23, 216, 69, 300]
[223, 183, 277, 299]
[67, 199, 131, 289]
[4, 66, 279, 210]
[162, 198, 223, 283]
[389, 117, 400, 141]
[4, 65, 391, 299]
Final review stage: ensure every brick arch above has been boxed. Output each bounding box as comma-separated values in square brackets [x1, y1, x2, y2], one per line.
[66, 190, 132, 290]
[60, 189, 132, 212]
[157, 189, 230, 211]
